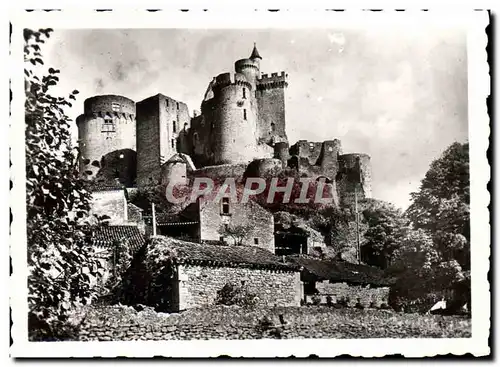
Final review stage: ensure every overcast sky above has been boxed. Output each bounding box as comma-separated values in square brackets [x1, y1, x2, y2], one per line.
[43, 27, 468, 209]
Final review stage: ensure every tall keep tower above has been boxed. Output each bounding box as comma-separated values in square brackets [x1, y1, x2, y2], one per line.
[76, 95, 136, 181]
[188, 44, 287, 167]
[211, 72, 260, 165]
[136, 94, 191, 187]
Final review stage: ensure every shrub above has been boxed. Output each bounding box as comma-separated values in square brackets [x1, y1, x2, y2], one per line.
[215, 282, 258, 308]
[311, 295, 322, 305]
[256, 315, 274, 332]
[326, 295, 333, 306]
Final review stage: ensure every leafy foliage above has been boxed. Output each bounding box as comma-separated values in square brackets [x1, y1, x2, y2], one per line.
[219, 223, 252, 246]
[215, 282, 258, 308]
[25, 28, 105, 340]
[407, 142, 470, 270]
[108, 238, 133, 286]
[361, 199, 409, 269]
[389, 143, 470, 313]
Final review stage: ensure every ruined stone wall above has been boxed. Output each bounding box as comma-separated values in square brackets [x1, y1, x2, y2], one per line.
[337, 153, 373, 206]
[77, 95, 136, 179]
[256, 72, 288, 146]
[199, 199, 275, 253]
[310, 281, 390, 308]
[274, 142, 290, 164]
[189, 109, 215, 167]
[178, 264, 301, 310]
[211, 73, 259, 165]
[77, 304, 470, 341]
[290, 140, 324, 165]
[90, 190, 128, 225]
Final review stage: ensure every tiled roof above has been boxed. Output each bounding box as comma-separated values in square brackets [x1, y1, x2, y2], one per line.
[287, 256, 395, 287]
[149, 236, 299, 271]
[91, 225, 146, 253]
[88, 182, 126, 192]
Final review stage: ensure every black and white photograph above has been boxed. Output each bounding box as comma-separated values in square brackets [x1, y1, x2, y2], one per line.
[9, 9, 490, 358]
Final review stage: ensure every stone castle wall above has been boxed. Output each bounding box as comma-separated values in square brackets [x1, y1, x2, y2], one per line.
[178, 264, 301, 310]
[256, 72, 288, 145]
[337, 153, 373, 206]
[211, 73, 260, 165]
[77, 95, 136, 179]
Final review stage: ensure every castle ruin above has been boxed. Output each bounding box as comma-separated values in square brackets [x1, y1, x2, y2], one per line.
[76, 44, 372, 206]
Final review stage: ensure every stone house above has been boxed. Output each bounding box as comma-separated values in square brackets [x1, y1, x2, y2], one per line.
[119, 236, 301, 312]
[157, 197, 275, 253]
[287, 256, 394, 308]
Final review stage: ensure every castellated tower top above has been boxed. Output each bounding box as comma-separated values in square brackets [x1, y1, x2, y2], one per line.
[250, 42, 262, 60]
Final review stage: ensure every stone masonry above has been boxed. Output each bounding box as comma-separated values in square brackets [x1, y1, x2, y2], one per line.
[177, 264, 301, 310]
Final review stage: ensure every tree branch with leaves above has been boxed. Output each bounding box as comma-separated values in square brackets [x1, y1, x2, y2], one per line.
[25, 28, 105, 340]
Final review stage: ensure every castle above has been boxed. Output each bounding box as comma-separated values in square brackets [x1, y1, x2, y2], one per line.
[76, 44, 372, 206]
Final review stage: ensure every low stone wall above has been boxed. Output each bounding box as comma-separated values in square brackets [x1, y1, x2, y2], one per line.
[310, 281, 390, 308]
[179, 264, 301, 309]
[76, 304, 471, 341]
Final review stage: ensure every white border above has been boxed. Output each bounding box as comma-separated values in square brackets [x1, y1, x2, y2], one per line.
[9, 9, 490, 358]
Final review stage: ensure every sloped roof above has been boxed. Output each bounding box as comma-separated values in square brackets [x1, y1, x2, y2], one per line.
[91, 225, 146, 252]
[250, 43, 262, 60]
[149, 236, 298, 271]
[162, 153, 196, 171]
[287, 256, 394, 287]
[88, 181, 126, 192]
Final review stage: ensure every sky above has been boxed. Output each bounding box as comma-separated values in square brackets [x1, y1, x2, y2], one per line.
[43, 27, 468, 210]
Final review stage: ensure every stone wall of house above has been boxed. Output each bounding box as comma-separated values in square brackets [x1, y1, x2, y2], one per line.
[90, 190, 127, 224]
[177, 264, 301, 310]
[307, 281, 390, 308]
[198, 199, 275, 253]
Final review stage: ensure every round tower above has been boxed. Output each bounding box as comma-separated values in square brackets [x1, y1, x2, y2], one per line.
[211, 73, 259, 165]
[76, 95, 136, 180]
[234, 43, 262, 90]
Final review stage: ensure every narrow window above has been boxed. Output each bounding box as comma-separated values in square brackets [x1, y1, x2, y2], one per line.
[271, 122, 276, 132]
[243, 88, 246, 99]
[176, 102, 179, 110]
[224, 223, 229, 231]
[101, 117, 115, 133]
[243, 109, 247, 120]
[221, 197, 230, 215]
[171, 139, 175, 149]
[173, 121, 177, 133]
[254, 238, 259, 245]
